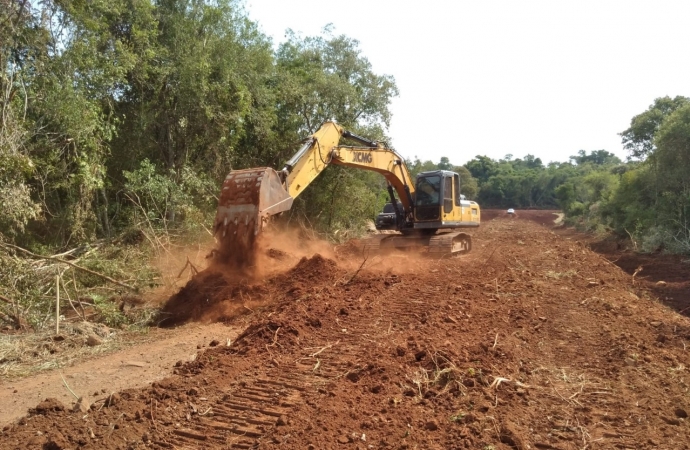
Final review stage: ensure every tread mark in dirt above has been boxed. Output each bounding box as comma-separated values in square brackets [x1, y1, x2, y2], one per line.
[162, 373, 308, 448]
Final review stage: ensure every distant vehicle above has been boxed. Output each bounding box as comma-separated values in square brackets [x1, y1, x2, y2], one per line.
[507, 208, 515, 214]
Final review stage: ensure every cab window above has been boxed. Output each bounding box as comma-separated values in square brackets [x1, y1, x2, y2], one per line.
[415, 176, 441, 206]
[443, 176, 453, 213]
[454, 174, 461, 206]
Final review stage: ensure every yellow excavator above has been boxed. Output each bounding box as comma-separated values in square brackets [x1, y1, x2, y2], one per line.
[213, 121, 480, 263]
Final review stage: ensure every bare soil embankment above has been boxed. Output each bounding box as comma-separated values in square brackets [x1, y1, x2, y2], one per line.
[1, 213, 689, 449]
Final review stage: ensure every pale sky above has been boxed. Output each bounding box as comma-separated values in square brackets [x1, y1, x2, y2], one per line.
[246, 0, 690, 165]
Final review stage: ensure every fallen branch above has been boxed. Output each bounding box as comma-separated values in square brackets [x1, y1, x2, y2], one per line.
[1, 243, 137, 292]
[309, 340, 340, 358]
[176, 256, 199, 279]
[60, 373, 79, 400]
[624, 228, 638, 251]
[0, 294, 14, 305]
[632, 265, 643, 286]
[344, 255, 368, 285]
[269, 327, 281, 347]
[483, 246, 500, 267]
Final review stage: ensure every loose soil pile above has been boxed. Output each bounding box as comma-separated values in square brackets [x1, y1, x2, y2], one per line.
[2, 213, 690, 449]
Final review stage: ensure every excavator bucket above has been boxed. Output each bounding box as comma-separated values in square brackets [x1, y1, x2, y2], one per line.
[213, 168, 293, 266]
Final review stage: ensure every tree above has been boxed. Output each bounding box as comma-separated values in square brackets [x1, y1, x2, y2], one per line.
[274, 26, 398, 134]
[570, 150, 621, 166]
[464, 155, 498, 184]
[273, 27, 399, 231]
[620, 96, 690, 160]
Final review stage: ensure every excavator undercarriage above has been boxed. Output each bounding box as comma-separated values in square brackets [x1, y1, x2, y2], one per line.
[358, 231, 472, 256]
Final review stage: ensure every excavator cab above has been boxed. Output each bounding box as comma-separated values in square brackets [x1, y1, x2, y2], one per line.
[413, 171, 480, 229]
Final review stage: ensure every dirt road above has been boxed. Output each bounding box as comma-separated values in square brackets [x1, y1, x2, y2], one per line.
[1, 211, 689, 449]
[0, 323, 239, 426]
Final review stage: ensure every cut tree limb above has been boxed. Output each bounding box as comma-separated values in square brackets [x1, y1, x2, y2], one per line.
[1, 243, 137, 292]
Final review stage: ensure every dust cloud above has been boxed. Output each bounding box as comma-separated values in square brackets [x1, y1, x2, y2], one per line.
[158, 225, 342, 326]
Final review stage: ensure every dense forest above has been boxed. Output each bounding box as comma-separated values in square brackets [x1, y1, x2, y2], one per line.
[1, 1, 689, 328]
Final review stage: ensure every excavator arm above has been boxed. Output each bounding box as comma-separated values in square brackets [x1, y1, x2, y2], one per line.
[213, 121, 415, 259]
[281, 122, 415, 210]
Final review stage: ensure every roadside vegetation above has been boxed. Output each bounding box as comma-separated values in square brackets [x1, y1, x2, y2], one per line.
[1, 0, 688, 334]
[464, 96, 690, 256]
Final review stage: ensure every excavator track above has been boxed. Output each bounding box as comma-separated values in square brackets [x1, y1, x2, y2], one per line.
[356, 231, 472, 257]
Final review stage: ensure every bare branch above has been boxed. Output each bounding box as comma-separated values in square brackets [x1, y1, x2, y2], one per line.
[0, 243, 138, 292]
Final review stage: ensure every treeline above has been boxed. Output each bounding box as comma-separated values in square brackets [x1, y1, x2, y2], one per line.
[564, 96, 690, 254]
[453, 95, 690, 255]
[2, 1, 688, 256]
[1, 0, 397, 247]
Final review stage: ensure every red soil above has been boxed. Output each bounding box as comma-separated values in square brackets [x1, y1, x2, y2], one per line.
[2, 212, 690, 450]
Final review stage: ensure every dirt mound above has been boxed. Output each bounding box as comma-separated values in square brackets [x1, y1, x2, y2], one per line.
[158, 268, 268, 327]
[159, 254, 338, 327]
[3, 219, 690, 450]
[282, 253, 336, 282]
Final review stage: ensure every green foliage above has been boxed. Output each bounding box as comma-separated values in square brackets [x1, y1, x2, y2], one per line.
[0, 2, 405, 329]
[621, 96, 690, 160]
[0, 0, 401, 249]
[570, 149, 621, 166]
[559, 97, 690, 254]
[291, 166, 385, 237]
[275, 26, 398, 132]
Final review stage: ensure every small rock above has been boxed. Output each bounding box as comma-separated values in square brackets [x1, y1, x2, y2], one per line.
[425, 420, 439, 431]
[72, 397, 90, 414]
[675, 408, 688, 419]
[337, 435, 350, 444]
[209, 339, 220, 347]
[650, 321, 662, 327]
[86, 335, 102, 347]
[52, 335, 66, 342]
[656, 281, 667, 286]
[339, 308, 349, 316]
[187, 387, 199, 396]
[643, 355, 652, 363]
[276, 415, 288, 426]
[444, 316, 458, 324]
